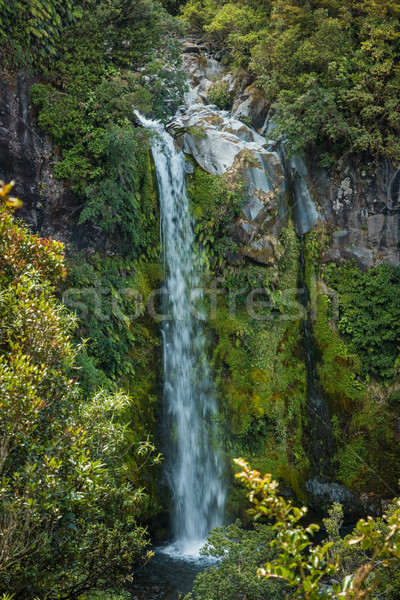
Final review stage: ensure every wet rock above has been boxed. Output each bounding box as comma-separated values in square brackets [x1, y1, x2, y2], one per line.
[306, 477, 382, 519]
[359, 492, 383, 517]
[184, 160, 194, 175]
[168, 89, 289, 242]
[214, 48, 228, 61]
[182, 43, 202, 54]
[292, 176, 319, 234]
[307, 480, 355, 517]
[166, 116, 186, 138]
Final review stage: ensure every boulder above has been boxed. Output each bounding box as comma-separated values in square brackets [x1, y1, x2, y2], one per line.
[306, 478, 382, 519]
[231, 83, 269, 130]
[239, 234, 283, 266]
[182, 43, 201, 54]
[167, 101, 289, 242]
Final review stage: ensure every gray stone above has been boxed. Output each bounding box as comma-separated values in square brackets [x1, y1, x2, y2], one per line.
[290, 155, 308, 178]
[367, 214, 385, 243]
[292, 177, 319, 234]
[241, 198, 265, 222]
[239, 234, 283, 266]
[344, 246, 374, 268]
[231, 85, 268, 130]
[385, 215, 400, 247]
[180, 44, 400, 269]
[182, 43, 201, 54]
[214, 48, 228, 61]
[184, 161, 194, 174]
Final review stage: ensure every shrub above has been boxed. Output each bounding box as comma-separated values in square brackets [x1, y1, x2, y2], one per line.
[0, 203, 159, 599]
[190, 520, 285, 600]
[207, 80, 233, 110]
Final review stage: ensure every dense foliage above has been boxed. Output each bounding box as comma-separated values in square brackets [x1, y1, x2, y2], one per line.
[300, 231, 400, 495]
[326, 262, 400, 379]
[189, 520, 285, 600]
[236, 459, 400, 600]
[26, 0, 186, 254]
[0, 0, 83, 66]
[62, 252, 163, 448]
[0, 201, 159, 599]
[182, 0, 400, 164]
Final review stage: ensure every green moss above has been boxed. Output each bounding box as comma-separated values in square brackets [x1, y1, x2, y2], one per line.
[63, 253, 162, 440]
[202, 219, 310, 504]
[277, 464, 309, 503]
[313, 286, 365, 412]
[305, 242, 400, 496]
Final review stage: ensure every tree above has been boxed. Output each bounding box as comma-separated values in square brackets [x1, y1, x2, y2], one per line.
[0, 198, 160, 599]
[0, 0, 83, 66]
[182, 0, 400, 163]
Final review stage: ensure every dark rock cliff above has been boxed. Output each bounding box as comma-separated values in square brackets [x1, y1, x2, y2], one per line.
[0, 72, 100, 249]
[2, 65, 400, 268]
[305, 154, 400, 268]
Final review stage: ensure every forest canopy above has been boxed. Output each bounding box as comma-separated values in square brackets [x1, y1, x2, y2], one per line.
[182, 0, 400, 164]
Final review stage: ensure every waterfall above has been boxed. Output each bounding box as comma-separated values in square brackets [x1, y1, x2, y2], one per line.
[137, 115, 226, 557]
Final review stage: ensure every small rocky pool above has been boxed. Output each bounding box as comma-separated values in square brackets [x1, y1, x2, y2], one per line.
[130, 545, 215, 600]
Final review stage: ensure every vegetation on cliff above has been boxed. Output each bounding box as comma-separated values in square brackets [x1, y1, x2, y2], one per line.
[182, 0, 400, 165]
[304, 233, 400, 496]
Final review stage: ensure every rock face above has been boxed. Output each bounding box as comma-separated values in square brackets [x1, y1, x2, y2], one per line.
[170, 54, 292, 266]
[231, 82, 269, 130]
[169, 102, 289, 265]
[304, 155, 400, 268]
[174, 49, 325, 261]
[179, 45, 400, 268]
[0, 73, 103, 249]
[4, 47, 397, 268]
[306, 478, 382, 519]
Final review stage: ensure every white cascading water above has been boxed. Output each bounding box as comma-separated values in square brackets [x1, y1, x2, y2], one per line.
[137, 115, 226, 558]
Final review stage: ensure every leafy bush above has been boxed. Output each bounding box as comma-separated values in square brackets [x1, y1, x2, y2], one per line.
[187, 164, 245, 271]
[63, 252, 162, 444]
[326, 262, 400, 379]
[207, 80, 233, 110]
[189, 520, 285, 600]
[236, 458, 400, 600]
[0, 203, 159, 599]
[0, 0, 82, 66]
